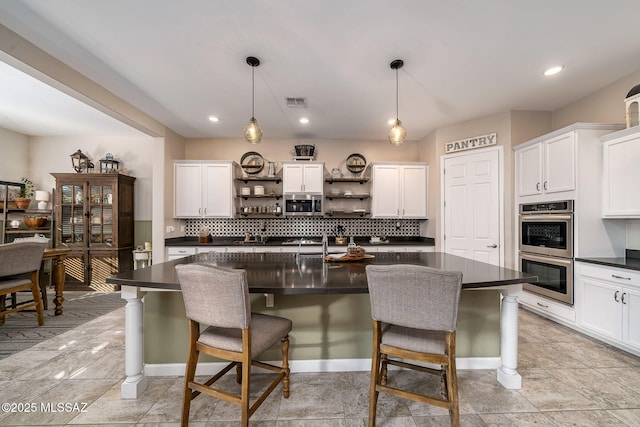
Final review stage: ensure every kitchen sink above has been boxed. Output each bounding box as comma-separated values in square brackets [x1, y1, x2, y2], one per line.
[281, 238, 322, 245]
[232, 240, 267, 245]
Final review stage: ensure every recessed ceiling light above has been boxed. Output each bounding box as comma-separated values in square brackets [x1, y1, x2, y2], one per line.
[299, 117, 309, 124]
[208, 115, 220, 122]
[544, 66, 563, 76]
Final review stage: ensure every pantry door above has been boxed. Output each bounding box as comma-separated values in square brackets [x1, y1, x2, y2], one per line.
[442, 147, 502, 266]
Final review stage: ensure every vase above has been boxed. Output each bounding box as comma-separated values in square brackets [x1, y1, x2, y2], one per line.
[14, 198, 31, 209]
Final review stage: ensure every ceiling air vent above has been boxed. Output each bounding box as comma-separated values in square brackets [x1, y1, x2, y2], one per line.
[285, 97, 307, 108]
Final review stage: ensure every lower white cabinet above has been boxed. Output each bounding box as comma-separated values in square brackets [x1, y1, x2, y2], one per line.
[576, 262, 640, 353]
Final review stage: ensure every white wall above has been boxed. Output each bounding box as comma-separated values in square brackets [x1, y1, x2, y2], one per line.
[28, 135, 155, 220]
[185, 137, 419, 170]
[0, 127, 30, 181]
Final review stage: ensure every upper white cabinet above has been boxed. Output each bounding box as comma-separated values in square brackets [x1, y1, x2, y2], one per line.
[371, 163, 428, 218]
[174, 161, 235, 218]
[282, 162, 324, 193]
[515, 132, 575, 198]
[601, 127, 640, 218]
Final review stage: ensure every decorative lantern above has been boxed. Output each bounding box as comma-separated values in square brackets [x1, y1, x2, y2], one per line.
[70, 149, 91, 173]
[99, 153, 120, 173]
[625, 83, 640, 128]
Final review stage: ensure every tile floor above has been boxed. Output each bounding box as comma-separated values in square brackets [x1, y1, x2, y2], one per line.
[1, 302, 640, 426]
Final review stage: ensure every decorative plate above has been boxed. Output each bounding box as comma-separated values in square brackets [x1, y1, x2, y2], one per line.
[346, 153, 367, 174]
[240, 151, 265, 175]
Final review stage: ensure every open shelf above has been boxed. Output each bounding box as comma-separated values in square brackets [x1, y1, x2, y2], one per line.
[325, 177, 369, 184]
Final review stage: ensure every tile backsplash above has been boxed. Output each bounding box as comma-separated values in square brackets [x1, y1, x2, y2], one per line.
[185, 217, 420, 238]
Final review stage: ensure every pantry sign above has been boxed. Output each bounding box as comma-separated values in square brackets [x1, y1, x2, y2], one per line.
[445, 132, 496, 153]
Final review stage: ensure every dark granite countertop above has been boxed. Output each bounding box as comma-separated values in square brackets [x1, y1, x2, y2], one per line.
[576, 249, 640, 272]
[107, 251, 536, 294]
[165, 236, 435, 247]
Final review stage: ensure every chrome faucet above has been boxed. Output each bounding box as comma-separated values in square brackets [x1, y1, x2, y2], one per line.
[322, 233, 328, 259]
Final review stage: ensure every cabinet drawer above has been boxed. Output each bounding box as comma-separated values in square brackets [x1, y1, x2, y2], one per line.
[518, 290, 576, 323]
[577, 263, 640, 287]
[166, 247, 196, 260]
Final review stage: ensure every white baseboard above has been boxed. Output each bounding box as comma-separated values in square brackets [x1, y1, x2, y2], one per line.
[143, 357, 501, 377]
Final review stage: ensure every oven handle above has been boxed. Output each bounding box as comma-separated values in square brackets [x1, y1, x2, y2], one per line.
[520, 214, 573, 221]
[520, 252, 573, 267]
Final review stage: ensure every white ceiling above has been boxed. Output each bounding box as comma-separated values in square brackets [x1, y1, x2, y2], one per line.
[1, 0, 640, 141]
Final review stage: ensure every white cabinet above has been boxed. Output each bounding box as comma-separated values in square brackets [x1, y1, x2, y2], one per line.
[282, 162, 324, 193]
[576, 262, 640, 353]
[601, 128, 640, 218]
[174, 161, 235, 218]
[515, 132, 575, 197]
[371, 163, 428, 218]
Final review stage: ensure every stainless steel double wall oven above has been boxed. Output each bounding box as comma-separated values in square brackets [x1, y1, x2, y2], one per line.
[518, 200, 574, 305]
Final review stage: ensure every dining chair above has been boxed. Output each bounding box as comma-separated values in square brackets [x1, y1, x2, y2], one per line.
[175, 263, 292, 427]
[0, 241, 47, 326]
[365, 264, 463, 427]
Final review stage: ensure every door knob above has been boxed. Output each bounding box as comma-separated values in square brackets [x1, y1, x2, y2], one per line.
[487, 244, 498, 248]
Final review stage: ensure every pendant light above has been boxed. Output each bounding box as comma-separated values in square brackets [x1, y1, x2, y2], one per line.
[388, 59, 406, 145]
[243, 56, 263, 144]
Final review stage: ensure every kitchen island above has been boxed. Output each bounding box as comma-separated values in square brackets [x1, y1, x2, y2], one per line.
[107, 252, 536, 398]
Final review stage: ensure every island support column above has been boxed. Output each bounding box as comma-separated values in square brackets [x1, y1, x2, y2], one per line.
[497, 292, 521, 389]
[121, 285, 148, 398]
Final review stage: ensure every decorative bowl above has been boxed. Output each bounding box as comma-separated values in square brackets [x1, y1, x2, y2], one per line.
[23, 216, 46, 228]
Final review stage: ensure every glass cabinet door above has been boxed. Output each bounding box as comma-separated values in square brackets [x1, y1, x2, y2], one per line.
[60, 184, 85, 244]
[90, 184, 113, 246]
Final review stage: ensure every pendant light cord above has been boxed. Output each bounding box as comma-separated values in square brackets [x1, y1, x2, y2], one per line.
[395, 67, 399, 120]
[251, 65, 255, 118]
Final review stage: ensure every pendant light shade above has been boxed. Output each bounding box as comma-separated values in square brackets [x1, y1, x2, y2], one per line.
[244, 56, 262, 144]
[388, 59, 406, 145]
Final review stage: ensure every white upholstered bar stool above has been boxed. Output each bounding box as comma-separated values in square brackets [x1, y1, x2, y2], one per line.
[366, 264, 463, 427]
[175, 263, 292, 427]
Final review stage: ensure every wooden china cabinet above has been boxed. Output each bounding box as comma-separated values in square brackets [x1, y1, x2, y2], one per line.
[51, 173, 135, 290]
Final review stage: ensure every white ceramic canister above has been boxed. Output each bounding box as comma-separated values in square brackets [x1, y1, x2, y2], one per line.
[241, 187, 251, 195]
[254, 185, 265, 195]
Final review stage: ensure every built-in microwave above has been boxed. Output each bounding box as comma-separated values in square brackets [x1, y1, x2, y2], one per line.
[284, 194, 323, 216]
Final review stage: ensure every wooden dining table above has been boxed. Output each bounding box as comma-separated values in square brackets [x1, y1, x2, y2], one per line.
[42, 247, 71, 315]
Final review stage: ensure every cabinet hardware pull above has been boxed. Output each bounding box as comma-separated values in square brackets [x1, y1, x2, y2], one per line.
[487, 244, 498, 248]
[614, 290, 620, 302]
[621, 293, 627, 304]
[536, 182, 540, 191]
[543, 181, 548, 190]
[536, 302, 549, 308]
[612, 274, 631, 280]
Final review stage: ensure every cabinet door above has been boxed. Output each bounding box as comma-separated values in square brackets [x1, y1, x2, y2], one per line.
[622, 286, 640, 350]
[174, 164, 203, 217]
[371, 165, 400, 217]
[401, 165, 427, 218]
[302, 164, 324, 193]
[282, 164, 304, 193]
[516, 143, 542, 197]
[203, 163, 233, 217]
[544, 132, 575, 194]
[603, 134, 640, 217]
[580, 277, 622, 341]
[283, 163, 324, 193]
